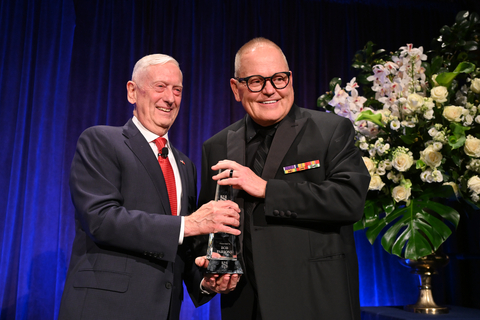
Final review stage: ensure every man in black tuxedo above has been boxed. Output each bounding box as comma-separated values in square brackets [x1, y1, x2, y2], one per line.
[197, 38, 370, 320]
[59, 54, 240, 320]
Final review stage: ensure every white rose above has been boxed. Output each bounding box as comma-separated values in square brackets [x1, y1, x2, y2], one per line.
[467, 159, 480, 172]
[362, 157, 375, 173]
[392, 185, 411, 202]
[471, 78, 480, 94]
[424, 110, 434, 120]
[430, 86, 448, 103]
[432, 142, 443, 151]
[369, 175, 385, 191]
[421, 145, 443, 168]
[404, 93, 424, 114]
[467, 176, 480, 194]
[432, 169, 444, 182]
[390, 120, 401, 130]
[424, 98, 435, 110]
[428, 128, 438, 137]
[464, 135, 480, 158]
[420, 170, 430, 182]
[359, 142, 369, 150]
[392, 152, 414, 172]
[464, 114, 474, 126]
[443, 106, 465, 122]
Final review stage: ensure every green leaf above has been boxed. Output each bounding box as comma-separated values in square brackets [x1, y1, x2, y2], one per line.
[391, 226, 411, 256]
[453, 61, 475, 73]
[421, 213, 453, 242]
[381, 215, 408, 253]
[470, 12, 480, 24]
[355, 110, 384, 127]
[329, 77, 342, 92]
[414, 219, 444, 251]
[423, 200, 461, 227]
[431, 56, 444, 73]
[448, 135, 466, 149]
[456, 11, 469, 23]
[440, 25, 452, 36]
[448, 122, 470, 149]
[365, 218, 388, 244]
[368, 199, 460, 260]
[435, 62, 476, 87]
[353, 220, 364, 231]
[403, 231, 433, 259]
[464, 41, 478, 51]
[400, 134, 417, 145]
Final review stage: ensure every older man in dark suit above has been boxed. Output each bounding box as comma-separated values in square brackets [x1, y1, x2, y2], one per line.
[197, 38, 370, 320]
[59, 54, 240, 320]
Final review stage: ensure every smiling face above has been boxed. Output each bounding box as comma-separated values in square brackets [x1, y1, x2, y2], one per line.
[127, 62, 183, 136]
[230, 44, 294, 127]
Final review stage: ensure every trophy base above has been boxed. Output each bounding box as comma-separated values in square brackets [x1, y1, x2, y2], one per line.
[206, 259, 243, 274]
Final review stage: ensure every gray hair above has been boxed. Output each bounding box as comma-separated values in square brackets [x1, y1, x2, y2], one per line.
[233, 37, 289, 77]
[131, 54, 182, 82]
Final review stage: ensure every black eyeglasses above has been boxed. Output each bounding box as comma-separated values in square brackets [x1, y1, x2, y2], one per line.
[236, 71, 291, 92]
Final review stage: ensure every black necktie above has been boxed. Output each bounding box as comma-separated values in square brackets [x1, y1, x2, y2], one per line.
[243, 125, 277, 293]
[252, 127, 276, 176]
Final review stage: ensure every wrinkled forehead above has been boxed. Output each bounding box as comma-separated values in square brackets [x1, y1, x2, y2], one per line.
[136, 62, 183, 85]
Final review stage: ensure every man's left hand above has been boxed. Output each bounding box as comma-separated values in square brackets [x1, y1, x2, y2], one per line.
[196, 256, 241, 294]
[212, 160, 267, 198]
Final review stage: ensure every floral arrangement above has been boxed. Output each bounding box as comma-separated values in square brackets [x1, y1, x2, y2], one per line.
[318, 11, 480, 260]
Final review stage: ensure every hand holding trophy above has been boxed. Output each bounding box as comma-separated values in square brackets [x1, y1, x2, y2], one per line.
[206, 169, 243, 274]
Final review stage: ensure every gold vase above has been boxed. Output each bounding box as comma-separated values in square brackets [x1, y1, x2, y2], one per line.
[399, 253, 449, 314]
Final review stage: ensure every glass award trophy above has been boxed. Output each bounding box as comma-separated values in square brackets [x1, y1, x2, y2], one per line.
[206, 169, 243, 274]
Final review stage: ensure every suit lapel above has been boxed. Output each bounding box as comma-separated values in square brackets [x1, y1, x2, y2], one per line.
[227, 124, 246, 200]
[262, 106, 307, 180]
[171, 147, 189, 217]
[122, 119, 171, 214]
[226, 122, 247, 249]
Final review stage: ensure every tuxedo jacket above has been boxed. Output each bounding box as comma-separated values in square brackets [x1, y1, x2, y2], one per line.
[59, 119, 210, 320]
[198, 105, 370, 320]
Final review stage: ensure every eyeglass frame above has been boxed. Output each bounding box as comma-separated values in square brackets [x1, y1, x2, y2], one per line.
[235, 71, 291, 92]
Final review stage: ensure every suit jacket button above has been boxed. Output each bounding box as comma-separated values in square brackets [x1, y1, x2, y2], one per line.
[286, 211, 292, 217]
[165, 282, 172, 289]
[273, 210, 280, 216]
[280, 211, 285, 217]
[158, 252, 164, 259]
[291, 211, 297, 218]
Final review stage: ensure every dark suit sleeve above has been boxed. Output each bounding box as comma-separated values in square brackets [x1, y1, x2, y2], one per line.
[69, 126, 181, 262]
[265, 116, 370, 225]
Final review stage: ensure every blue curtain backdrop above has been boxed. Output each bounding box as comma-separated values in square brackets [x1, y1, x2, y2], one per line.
[1, 0, 480, 319]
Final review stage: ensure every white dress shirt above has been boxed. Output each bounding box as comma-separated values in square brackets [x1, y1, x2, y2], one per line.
[132, 116, 185, 244]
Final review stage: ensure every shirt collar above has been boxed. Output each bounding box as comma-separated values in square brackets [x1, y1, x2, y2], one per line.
[132, 116, 170, 146]
[245, 113, 284, 143]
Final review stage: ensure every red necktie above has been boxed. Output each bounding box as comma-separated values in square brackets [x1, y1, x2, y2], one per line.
[154, 138, 177, 215]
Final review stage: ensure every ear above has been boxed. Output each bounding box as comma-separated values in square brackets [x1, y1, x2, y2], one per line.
[230, 78, 241, 102]
[126, 81, 137, 104]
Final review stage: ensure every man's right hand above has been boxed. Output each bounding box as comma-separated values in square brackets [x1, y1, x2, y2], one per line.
[184, 200, 241, 237]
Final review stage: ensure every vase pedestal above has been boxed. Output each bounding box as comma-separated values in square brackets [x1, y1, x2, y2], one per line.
[399, 254, 449, 314]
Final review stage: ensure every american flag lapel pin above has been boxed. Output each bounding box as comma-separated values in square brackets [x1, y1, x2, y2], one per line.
[180, 160, 185, 165]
